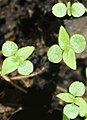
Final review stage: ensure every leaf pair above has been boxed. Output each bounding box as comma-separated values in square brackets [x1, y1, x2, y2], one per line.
[47, 26, 86, 70]
[52, 2, 86, 18]
[1, 41, 35, 76]
[57, 81, 87, 119]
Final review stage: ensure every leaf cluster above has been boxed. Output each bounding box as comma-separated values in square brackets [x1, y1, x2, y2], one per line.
[57, 81, 87, 120]
[47, 26, 86, 70]
[1, 41, 35, 76]
[52, 1, 86, 18]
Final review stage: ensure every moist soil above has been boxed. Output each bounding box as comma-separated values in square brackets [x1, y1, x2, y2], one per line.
[0, 0, 87, 120]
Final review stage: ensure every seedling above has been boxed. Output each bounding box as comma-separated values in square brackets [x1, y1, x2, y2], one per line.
[52, 1, 86, 18]
[1, 41, 35, 76]
[57, 81, 87, 120]
[47, 25, 86, 70]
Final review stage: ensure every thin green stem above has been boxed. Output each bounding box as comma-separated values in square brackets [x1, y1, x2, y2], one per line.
[0, 72, 27, 93]
[0, 67, 45, 93]
[10, 67, 45, 80]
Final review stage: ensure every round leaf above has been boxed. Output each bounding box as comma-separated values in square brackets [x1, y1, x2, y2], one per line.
[47, 44, 62, 63]
[2, 41, 18, 57]
[1, 56, 19, 76]
[75, 97, 87, 117]
[57, 93, 75, 103]
[63, 104, 79, 119]
[63, 48, 76, 70]
[52, 3, 67, 17]
[70, 34, 86, 53]
[69, 81, 85, 96]
[71, 2, 85, 17]
[15, 46, 35, 61]
[58, 26, 70, 50]
[18, 60, 34, 75]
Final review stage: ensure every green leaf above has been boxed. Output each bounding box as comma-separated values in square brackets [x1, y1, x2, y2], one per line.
[66, 2, 71, 16]
[18, 60, 34, 75]
[75, 97, 87, 117]
[2, 41, 18, 57]
[47, 44, 62, 63]
[63, 48, 76, 70]
[70, 34, 86, 53]
[85, 114, 87, 118]
[15, 46, 35, 61]
[1, 56, 19, 76]
[69, 81, 85, 96]
[52, 3, 67, 18]
[63, 114, 70, 120]
[56, 93, 75, 103]
[63, 104, 79, 119]
[58, 26, 70, 50]
[71, 2, 85, 17]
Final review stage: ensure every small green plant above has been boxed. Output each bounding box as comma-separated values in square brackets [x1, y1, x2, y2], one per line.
[57, 81, 87, 120]
[47, 25, 86, 70]
[52, 1, 86, 18]
[1, 41, 35, 76]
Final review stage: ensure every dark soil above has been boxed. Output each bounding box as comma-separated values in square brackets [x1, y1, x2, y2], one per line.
[0, 0, 87, 120]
